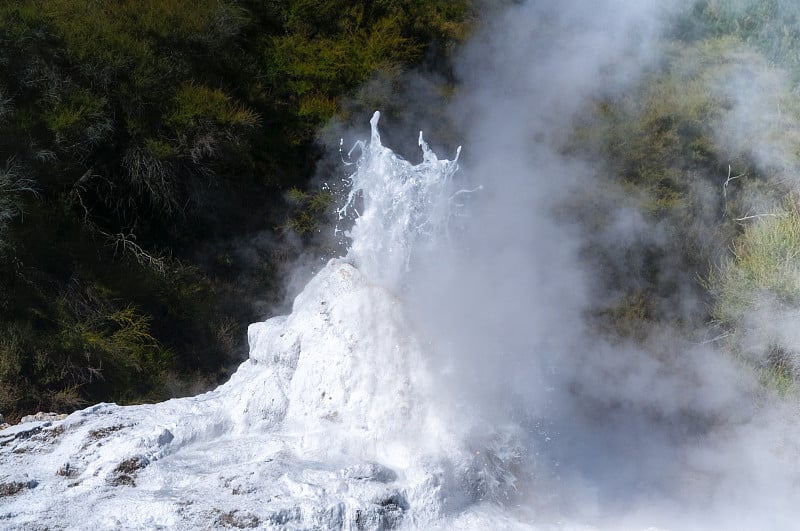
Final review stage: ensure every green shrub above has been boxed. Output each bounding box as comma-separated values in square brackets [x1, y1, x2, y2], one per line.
[265, 0, 472, 139]
[703, 202, 800, 394]
[45, 88, 110, 148]
[40, 0, 247, 72]
[283, 187, 335, 236]
[167, 84, 259, 131]
[709, 203, 800, 322]
[0, 159, 36, 250]
[66, 305, 174, 402]
[680, 0, 800, 80]
[567, 34, 778, 342]
[0, 0, 473, 420]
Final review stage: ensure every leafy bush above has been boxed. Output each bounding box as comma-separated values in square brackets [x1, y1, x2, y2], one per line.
[265, 0, 473, 141]
[709, 204, 800, 322]
[44, 89, 110, 149]
[167, 84, 259, 131]
[283, 188, 335, 236]
[705, 206, 800, 394]
[679, 0, 800, 80]
[0, 302, 173, 416]
[0, 0, 473, 419]
[568, 38, 749, 339]
[0, 159, 35, 249]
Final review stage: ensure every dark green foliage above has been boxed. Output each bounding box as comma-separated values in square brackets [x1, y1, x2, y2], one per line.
[264, 0, 472, 143]
[284, 188, 335, 236]
[0, 159, 36, 250]
[0, 0, 471, 418]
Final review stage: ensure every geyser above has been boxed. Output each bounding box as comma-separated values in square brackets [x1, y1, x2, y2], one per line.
[338, 111, 462, 291]
[0, 113, 516, 530]
[6, 3, 800, 528]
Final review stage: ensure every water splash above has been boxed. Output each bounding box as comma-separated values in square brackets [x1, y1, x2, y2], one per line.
[338, 111, 462, 289]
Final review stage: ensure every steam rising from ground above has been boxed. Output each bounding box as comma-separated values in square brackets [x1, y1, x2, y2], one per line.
[7, 2, 800, 529]
[330, 0, 800, 528]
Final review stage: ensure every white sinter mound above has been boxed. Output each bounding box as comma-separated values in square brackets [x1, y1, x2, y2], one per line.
[0, 113, 517, 530]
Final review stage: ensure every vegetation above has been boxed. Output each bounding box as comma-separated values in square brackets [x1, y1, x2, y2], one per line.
[705, 202, 800, 392]
[710, 203, 800, 322]
[573, 38, 740, 333]
[572, 1, 800, 394]
[677, 0, 800, 81]
[0, 0, 472, 421]
[6, 0, 800, 419]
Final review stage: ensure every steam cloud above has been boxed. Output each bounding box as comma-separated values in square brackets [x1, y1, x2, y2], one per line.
[332, 0, 800, 528]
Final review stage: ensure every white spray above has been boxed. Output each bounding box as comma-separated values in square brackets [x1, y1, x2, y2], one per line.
[338, 111, 462, 290]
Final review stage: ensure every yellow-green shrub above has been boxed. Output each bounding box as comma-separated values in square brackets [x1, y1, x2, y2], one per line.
[167, 84, 259, 131]
[709, 203, 800, 322]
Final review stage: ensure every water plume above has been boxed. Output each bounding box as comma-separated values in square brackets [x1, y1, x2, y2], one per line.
[338, 111, 462, 290]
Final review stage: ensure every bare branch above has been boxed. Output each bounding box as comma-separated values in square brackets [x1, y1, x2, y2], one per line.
[722, 164, 745, 214]
[69, 168, 95, 223]
[700, 330, 733, 345]
[734, 212, 784, 222]
[106, 231, 166, 274]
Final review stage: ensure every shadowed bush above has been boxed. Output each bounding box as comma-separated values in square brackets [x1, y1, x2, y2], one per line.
[0, 0, 473, 419]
